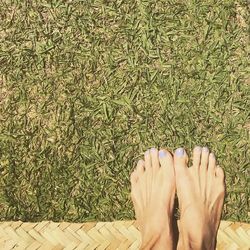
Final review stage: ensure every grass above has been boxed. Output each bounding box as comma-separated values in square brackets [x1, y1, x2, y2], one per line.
[0, 0, 249, 223]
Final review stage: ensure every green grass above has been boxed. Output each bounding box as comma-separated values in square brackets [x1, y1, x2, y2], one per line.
[0, 0, 249, 223]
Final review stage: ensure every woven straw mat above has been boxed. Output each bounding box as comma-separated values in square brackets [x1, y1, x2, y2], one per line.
[0, 220, 249, 249]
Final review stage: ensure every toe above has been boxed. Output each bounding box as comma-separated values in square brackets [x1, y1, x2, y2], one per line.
[208, 153, 216, 175]
[200, 147, 209, 170]
[215, 166, 225, 181]
[206, 152, 217, 197]
[150, 147, 160, 171]
[136, 159, 145, 175]
[130, 174, 142, 217]
[130, 170, 139, 185]
[215, 166, 226, 197]
[200, 147, 209, 195]
[174, 147, 188, 176]
[144, 150, 152, 170]
[193, 146, 202, 169]
[159, 149, 174, 169]
[159, 149, 174, 175]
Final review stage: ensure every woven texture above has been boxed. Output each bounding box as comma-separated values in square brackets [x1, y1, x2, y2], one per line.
[0, 220, 249, 249]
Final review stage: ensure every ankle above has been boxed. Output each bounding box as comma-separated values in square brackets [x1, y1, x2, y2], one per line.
[181, 231, 216, 250]
[140, 219, 173, 250]
[185, 239, 215, 250]
[140, 231, 161, 250]
[155, 227, 174, 250]
[180, 224, 217, 250]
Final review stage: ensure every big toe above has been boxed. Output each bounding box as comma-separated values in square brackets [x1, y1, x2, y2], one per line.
[174, 147, 188, 176]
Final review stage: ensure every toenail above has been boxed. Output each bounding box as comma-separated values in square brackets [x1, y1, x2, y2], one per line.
[175, 148, 184, 157]
[210, 153, 215, 158]
[194, 146, 202, 152]
[145, 150, 150, 155]
[202, 147, 209, 152]
[138, 159, 144, 164]
[159, 150, 166, 158]
[150, 147, 157, 152]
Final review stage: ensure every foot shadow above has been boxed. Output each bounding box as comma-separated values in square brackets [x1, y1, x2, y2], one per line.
[173, 195, 180, 249]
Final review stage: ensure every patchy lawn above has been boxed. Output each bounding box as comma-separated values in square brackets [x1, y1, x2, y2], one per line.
[0, 0, 249, 223]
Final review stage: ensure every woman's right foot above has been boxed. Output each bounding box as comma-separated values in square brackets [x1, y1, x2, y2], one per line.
[130, 148, 176, 250]
[174, 146, 226, 250]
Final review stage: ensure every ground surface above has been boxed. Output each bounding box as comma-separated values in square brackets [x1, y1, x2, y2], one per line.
[0, 0, 249, 223]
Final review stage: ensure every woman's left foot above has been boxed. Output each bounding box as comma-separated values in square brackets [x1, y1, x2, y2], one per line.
[130, 148, 176, 250]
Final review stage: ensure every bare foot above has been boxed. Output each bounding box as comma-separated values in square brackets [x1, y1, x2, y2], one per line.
[130, 148, 176, 250]
[174, 146, 226, 250]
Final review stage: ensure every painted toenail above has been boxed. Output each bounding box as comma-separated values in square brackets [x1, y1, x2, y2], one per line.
[150, 147, 157, 152]
[175, 148, 184, 157]
[159, 150, 166, 158]
[194, 146, 202, 152]
[202, 147, 209, 152]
